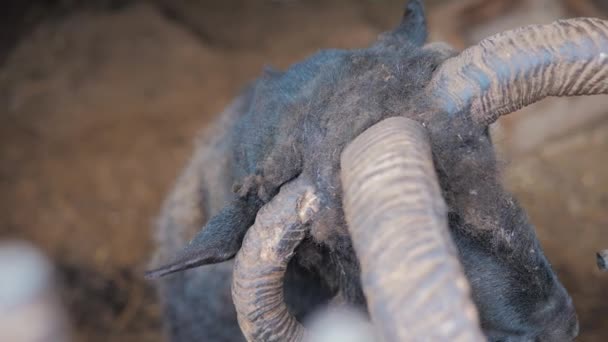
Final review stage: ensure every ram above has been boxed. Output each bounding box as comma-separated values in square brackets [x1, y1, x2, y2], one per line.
[147, 1, 608, 341]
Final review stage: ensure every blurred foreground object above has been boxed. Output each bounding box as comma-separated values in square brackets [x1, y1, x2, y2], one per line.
[0, 241, 70, 342]
[305, 306, 377, 342]
[598, 249, 608, 271]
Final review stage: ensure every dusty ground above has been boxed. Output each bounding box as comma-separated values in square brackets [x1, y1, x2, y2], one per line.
[506, 119, 608, 341]
[0, 0, 606, 341]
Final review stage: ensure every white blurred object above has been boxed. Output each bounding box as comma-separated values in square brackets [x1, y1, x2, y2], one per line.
[306, 305, 378, 342]
[0, 240, 71, 342]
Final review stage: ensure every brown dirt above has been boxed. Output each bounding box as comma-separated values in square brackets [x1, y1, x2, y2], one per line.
[0, 0, 606, 341]
[505, 119, 608, 341]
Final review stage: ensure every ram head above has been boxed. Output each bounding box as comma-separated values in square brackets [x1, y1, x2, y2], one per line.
[148, 1, 608, 341]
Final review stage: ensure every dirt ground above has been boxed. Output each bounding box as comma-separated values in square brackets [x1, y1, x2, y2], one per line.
[0, 0, 606, 341]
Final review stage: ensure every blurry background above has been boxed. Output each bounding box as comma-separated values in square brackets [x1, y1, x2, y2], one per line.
[0, 0, 606, 341]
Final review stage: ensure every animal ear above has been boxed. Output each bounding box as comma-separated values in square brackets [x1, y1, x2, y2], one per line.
[394, 0, 427, 46]
[145, 198, 261, 279]
[598, 250, 608, 271]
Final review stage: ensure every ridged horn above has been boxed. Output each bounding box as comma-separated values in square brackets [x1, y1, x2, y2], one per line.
[428, 18, 608, 127]
[341, 117, 484, 341]
[231, 178, 319, 342]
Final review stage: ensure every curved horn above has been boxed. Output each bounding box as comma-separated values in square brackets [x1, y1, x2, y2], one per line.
[231, 178, 320, 342]
[428, 18, 608, 127]
[340, 117, 484, 341]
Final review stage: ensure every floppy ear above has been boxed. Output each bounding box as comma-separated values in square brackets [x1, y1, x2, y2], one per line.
[394, 0, 428, 46]
[146, 197, 261, 279]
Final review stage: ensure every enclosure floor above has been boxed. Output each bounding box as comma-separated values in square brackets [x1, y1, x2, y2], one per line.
[0, 1, 606, 341]
[506, 119, 608, 341]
